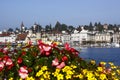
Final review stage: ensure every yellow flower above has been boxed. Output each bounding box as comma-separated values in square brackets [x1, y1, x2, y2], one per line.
[99, 73, 107, 80]
[111, 65, 117, 69]
[41, 66, 48, 71]
[111, 72, 116, 76]
[86, 71, 94, 78]
[97, 67, 103, 72]
[9, 77, 13, 80]
[82, 69, 88, 75]
[94, 72, 99, 76]
[66, 70, 74, 75]
[43, 71, 51, 79]
[52, 69, 60, 77]
[100, 61, 106, 66]
[66, 74, 72, 79]
[40, 78, 44, 80]
[57, 74, 64, 80]
[70, 65, 77, 69]
[90, 60, 96, 65]
[36, 70, 43, 77]
[76, 73, 83, 79]
[108, 62, 114, 66]
[26, 76, 35, 80]
[62, 66, 72, 72]
[117, 70, 120, 75]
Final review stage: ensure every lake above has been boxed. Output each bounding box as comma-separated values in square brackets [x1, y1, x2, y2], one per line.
[79, 47, 120, 66]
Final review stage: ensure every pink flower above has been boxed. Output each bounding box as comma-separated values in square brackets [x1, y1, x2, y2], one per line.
[64, 43, 79, 56]
[0, 61, 4, 72]
[52, 58, 59, 66]
[38, 40, 52, 56]
[64, 43, 71, 51]
[19, 66, 28, 79]
[56, 62, 65, 69]
[3, 47, 8, 54]
[5, 58, 13, 66]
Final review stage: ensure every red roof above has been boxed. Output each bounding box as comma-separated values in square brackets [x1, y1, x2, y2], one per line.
[16, 33, 28, 41]
[0, 32, 11, 37]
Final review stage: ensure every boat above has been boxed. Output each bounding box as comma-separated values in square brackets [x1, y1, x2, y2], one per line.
[111, 43, 120, 48]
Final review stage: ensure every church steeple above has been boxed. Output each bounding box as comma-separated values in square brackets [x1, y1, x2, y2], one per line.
[21, 21, 24, 28]
[21, 22, 25, 33]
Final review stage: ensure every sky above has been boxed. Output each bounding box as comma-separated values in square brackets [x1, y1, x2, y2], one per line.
[0, 0, 120, 30]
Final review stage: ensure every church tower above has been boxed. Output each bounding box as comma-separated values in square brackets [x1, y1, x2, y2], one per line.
[21, 22, 25, 33]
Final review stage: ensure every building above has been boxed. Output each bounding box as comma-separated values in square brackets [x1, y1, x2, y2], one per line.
[61, 31, 71, 44]
[0, 31, 16, 43]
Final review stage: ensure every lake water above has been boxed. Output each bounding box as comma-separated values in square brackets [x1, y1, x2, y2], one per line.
[79, 47, 120, 66]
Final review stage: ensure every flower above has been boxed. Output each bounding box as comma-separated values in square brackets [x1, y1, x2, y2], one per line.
[64, 42, 79, 56]
[38, 40, 52, 56]
[0, 40, 120, 79]
[19, 66, 28, 79]
[56, 62, 65, 69]
[17, 57, 23, 64]
[62, 56, 68, 61]
[0, 61, 4, 71]
[52, 58, 59, 66]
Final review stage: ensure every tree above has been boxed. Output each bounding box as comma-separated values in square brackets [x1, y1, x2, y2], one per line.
[67, 25, 75, 33]
[54, 21, 61, 32]
[61, 24, 67, 31]
[89, 22, 93, 31]
[8, 28, 13, 32]
[97, 22, 103, 32]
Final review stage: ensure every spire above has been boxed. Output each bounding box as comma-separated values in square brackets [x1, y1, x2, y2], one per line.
[21, 22, 25, 33]
[21, 21, 24, 28]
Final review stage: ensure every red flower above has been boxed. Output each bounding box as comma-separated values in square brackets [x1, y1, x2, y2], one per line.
[3, 47, 9, 54]
[0, 57, 2, 61]
[22, 51, 26, 55]
[28, 68, 32, 73]
[7, 63, 14, 70]
[0, 48, 3, 52]
[17, 57, 23, 64]
[3, 55, 9, 63]
[19, 66, 28, 79]
[62, 56, 68, 61]
[0, 61, 4, 72]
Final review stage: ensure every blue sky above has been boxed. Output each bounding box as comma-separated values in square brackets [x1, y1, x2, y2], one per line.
[0, 0, 120, 30]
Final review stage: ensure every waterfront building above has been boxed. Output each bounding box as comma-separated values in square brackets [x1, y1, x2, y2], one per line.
[0, 31, 16, 43]
[61, 31, 71, 44]
[71, 29, 80, 46]
[79, 27, 88, 44]
[95, 32, 111, 43]
[113, 32, 120, 44]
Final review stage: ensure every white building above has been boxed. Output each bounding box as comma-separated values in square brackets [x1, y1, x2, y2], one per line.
[71, 27, 88, 46]
[71, 29, 80, 46]
[0, 32, 16, 43]
[61, 31, 71, 44]
[79, 27, 88, 44]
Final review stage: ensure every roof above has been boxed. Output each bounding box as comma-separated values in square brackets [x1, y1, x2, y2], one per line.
[16, 33, 28, 41]
[0, 32, 11, 37]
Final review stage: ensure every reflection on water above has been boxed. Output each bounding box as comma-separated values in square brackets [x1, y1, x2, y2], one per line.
[79, 47, 120, 66]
